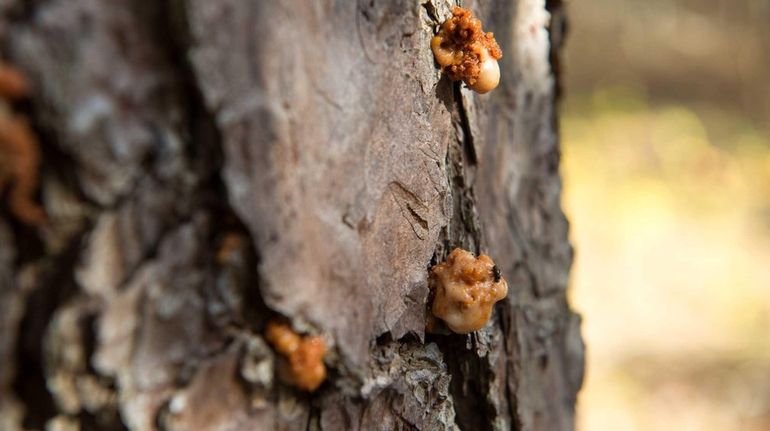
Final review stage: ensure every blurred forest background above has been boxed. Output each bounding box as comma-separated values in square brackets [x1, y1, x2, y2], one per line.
[561, 0, 770, 429]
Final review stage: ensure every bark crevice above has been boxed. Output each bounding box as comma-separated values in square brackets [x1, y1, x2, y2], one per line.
[11, 231, 87, 429]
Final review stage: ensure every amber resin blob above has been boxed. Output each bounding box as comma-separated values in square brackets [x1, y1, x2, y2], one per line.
[0, 61, 45, 226]
[430, 248, 508, 333]
[265, 321, 327, 392]
[431, 6, 503, 94]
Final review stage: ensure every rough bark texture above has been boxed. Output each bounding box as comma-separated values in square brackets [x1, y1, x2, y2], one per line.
[0, 0, 583, 430]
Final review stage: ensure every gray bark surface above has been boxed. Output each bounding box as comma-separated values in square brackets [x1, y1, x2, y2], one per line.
[0, 0, 583, 430]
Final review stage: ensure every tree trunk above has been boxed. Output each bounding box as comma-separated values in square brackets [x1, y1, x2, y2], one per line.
[0, 0, 583, 430]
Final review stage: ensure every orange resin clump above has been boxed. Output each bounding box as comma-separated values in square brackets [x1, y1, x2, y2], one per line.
[431, 6, 503, 93]
[215, 232, 244, 264]
[0, 115, 45, 225]
[0, 61, 45, 225]
[0, 62, 30, 99]
[265, 321, 326, 391]
[430, 248, 508, 333]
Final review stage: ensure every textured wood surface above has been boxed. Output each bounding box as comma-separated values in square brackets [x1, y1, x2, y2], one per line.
[0, 0, 583, 429]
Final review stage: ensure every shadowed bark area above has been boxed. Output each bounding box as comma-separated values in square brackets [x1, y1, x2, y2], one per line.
[0, 0, 583, 430]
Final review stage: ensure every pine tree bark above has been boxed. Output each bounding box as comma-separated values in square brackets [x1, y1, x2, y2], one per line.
[0, 0, 583, 430]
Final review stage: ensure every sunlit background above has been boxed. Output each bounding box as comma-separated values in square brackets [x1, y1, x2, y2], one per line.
[561, 0, 770, 429]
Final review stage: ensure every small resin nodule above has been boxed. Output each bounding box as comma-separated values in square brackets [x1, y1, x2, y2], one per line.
[265, 321, 326, 392]
[430, 248, 508, 334]
[0, 61, 46, 226]
[431, 6, 503, 94]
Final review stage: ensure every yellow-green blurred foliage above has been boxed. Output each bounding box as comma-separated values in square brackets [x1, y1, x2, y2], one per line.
[562, 0, 770, 429]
